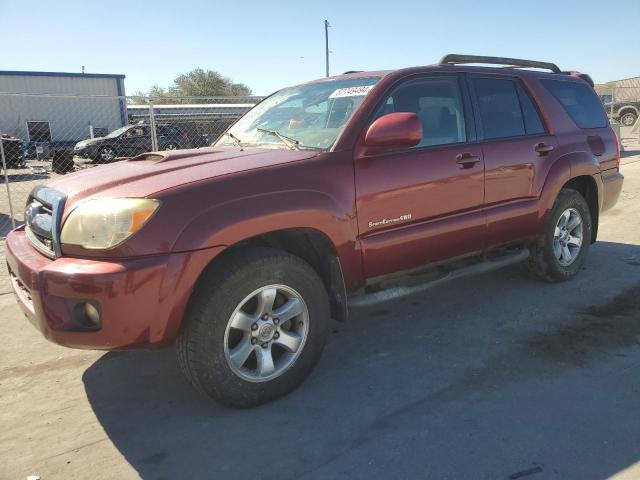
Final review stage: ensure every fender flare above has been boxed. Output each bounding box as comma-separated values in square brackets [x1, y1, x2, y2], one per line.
[616, 105, 639, 117]
[538, 151, 601, 240]
[172, 188, 363, 291]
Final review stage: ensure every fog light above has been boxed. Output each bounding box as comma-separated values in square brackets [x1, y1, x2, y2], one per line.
[72, 301, 101, 330]
[83, 303, 100, 326]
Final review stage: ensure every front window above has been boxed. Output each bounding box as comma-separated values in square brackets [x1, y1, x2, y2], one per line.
[105, 126, 131, 138]
[215, 77, 381, 151]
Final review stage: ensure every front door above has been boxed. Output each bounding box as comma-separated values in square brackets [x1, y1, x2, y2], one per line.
[119, 126, 151, 157]
[355, 75, 486, 279]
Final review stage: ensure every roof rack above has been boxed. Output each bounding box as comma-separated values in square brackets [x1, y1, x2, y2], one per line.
[342, 70, 363, 75]
[438, 54, 561, 73]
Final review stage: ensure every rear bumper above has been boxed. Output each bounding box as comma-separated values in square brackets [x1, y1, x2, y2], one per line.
[5, 227, 224, 350]
[601, 170, 624, 212]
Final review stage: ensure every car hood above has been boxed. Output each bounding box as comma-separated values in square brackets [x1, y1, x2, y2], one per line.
[45, 147, 321, 215]
[75, 137, 105, 148]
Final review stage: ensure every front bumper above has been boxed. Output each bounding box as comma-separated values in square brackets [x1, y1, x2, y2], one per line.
[5, 227, 224, 350]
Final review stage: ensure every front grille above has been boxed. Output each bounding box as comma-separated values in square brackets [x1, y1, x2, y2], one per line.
[24, 187, 67, 258]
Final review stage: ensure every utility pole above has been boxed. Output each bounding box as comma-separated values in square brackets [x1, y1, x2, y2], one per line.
[324, 19, 330, 77]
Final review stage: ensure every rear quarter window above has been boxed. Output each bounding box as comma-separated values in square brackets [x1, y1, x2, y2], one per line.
[541, 79, 607, 129]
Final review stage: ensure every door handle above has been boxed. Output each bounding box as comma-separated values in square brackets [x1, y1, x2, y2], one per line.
[534, 142, 554, 155]
[456, 153, 480, 169]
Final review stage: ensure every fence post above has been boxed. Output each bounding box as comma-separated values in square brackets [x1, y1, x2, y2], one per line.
[611, 87, 615, 117]
[0, 132, 16, 231]
[149, 100, 158, 152]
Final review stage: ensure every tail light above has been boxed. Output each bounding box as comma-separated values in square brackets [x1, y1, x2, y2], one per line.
[612, 127, 621, 170]
[180, 132, 188, 140]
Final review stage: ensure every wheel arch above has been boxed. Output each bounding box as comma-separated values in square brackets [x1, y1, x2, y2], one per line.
[537, 152, 601, 243]
[561, 175, 599, 243]
[194, 228, 349, 323]
[617, 105, 639, 117]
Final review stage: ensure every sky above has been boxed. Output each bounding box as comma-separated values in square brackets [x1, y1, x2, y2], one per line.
[1, 0, 638, 96]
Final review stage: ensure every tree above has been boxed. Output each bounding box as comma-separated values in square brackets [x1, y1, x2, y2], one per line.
[130, 69, 252, 104]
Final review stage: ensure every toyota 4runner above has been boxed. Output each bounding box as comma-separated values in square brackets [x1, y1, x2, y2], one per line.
[6, 55, 623, 407]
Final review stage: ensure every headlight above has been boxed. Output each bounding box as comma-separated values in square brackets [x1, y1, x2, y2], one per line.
[61, 198, 160, 249]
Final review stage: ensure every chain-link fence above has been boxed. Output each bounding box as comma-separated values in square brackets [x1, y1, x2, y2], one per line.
[0, 93, 263, 293]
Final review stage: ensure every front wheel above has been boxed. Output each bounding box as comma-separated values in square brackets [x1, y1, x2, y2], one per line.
[528, 188, 592, 282]
[176, 248, 330, 408]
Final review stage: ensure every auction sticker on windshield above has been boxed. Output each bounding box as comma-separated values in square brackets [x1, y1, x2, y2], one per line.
[329, 85, 375, 99]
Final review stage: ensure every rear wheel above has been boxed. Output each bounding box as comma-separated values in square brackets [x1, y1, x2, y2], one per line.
[528, 188, 592, 282]
[176, 248, 330, 408]
[620, 111, 637, 127]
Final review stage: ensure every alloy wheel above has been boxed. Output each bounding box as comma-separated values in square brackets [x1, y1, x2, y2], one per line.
[553, 207, 584, 266]
[100, 147, 115, 162]
[224, 285, 309, 382]
[621, 113, 637, 127]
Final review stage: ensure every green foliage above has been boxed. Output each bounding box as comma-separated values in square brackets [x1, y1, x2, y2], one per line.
[130, 69, 252, 104]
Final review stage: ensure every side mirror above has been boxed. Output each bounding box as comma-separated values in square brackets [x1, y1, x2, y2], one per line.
[364, 112, 422, 150]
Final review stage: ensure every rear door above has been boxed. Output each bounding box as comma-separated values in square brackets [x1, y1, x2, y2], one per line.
[468, 75, 558, 246]
[355, 74, 486, 279]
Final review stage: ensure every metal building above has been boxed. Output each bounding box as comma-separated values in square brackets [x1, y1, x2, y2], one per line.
[0, 71, 126, 146]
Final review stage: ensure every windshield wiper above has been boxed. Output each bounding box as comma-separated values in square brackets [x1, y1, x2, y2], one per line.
[256, 128, 300, 150]
[224, 132, 244, 150]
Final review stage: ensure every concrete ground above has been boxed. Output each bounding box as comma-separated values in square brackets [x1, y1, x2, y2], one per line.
[1, 152, 640, 480]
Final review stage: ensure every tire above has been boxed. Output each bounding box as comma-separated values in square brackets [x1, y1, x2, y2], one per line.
[176, 247, 330, 408]
[528, 188, 592, 282]
[51, 150, 74, 174]
[97, 146, 116, 163]
[620, 111, 637, 127]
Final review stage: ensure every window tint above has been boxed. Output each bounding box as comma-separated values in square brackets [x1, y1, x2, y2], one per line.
[541, 80, 607, 129]
[515, 84, 545, 135]
[375, 76, 466, 148]
[472, 77, 525, 139]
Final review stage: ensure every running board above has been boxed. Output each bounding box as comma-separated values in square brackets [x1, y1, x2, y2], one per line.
[348, 248, 530, 308]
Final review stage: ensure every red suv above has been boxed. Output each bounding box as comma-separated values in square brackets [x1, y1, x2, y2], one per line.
[6, 55, 623, 407]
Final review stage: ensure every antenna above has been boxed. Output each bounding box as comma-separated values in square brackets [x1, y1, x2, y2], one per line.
[324, 20, 330, 77]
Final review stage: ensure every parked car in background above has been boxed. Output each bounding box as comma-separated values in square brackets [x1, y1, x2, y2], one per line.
[7, 55, 623, 408]
[73, 124, 191, 162]
[599, 96, 640, 127]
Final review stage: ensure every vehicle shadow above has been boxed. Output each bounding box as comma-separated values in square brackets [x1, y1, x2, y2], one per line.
[83, 241, 640, 479]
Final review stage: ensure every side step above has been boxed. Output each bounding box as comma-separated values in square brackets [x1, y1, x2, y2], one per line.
[348, 248, 530, 308]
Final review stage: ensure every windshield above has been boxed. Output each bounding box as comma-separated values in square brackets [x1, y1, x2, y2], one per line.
[105, 126, 132, 139]
[215, 77, 381, 151]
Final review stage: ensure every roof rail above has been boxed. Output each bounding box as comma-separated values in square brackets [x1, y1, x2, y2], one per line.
[342, 70, 363, 75]
[438, 54, 561, 73]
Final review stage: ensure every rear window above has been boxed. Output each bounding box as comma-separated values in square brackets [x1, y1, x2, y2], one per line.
[541, 80, 607, 129]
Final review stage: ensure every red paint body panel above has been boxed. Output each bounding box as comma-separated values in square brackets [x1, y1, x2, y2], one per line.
[354, 143, 485, 278]
[5, 62, 624, 350]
